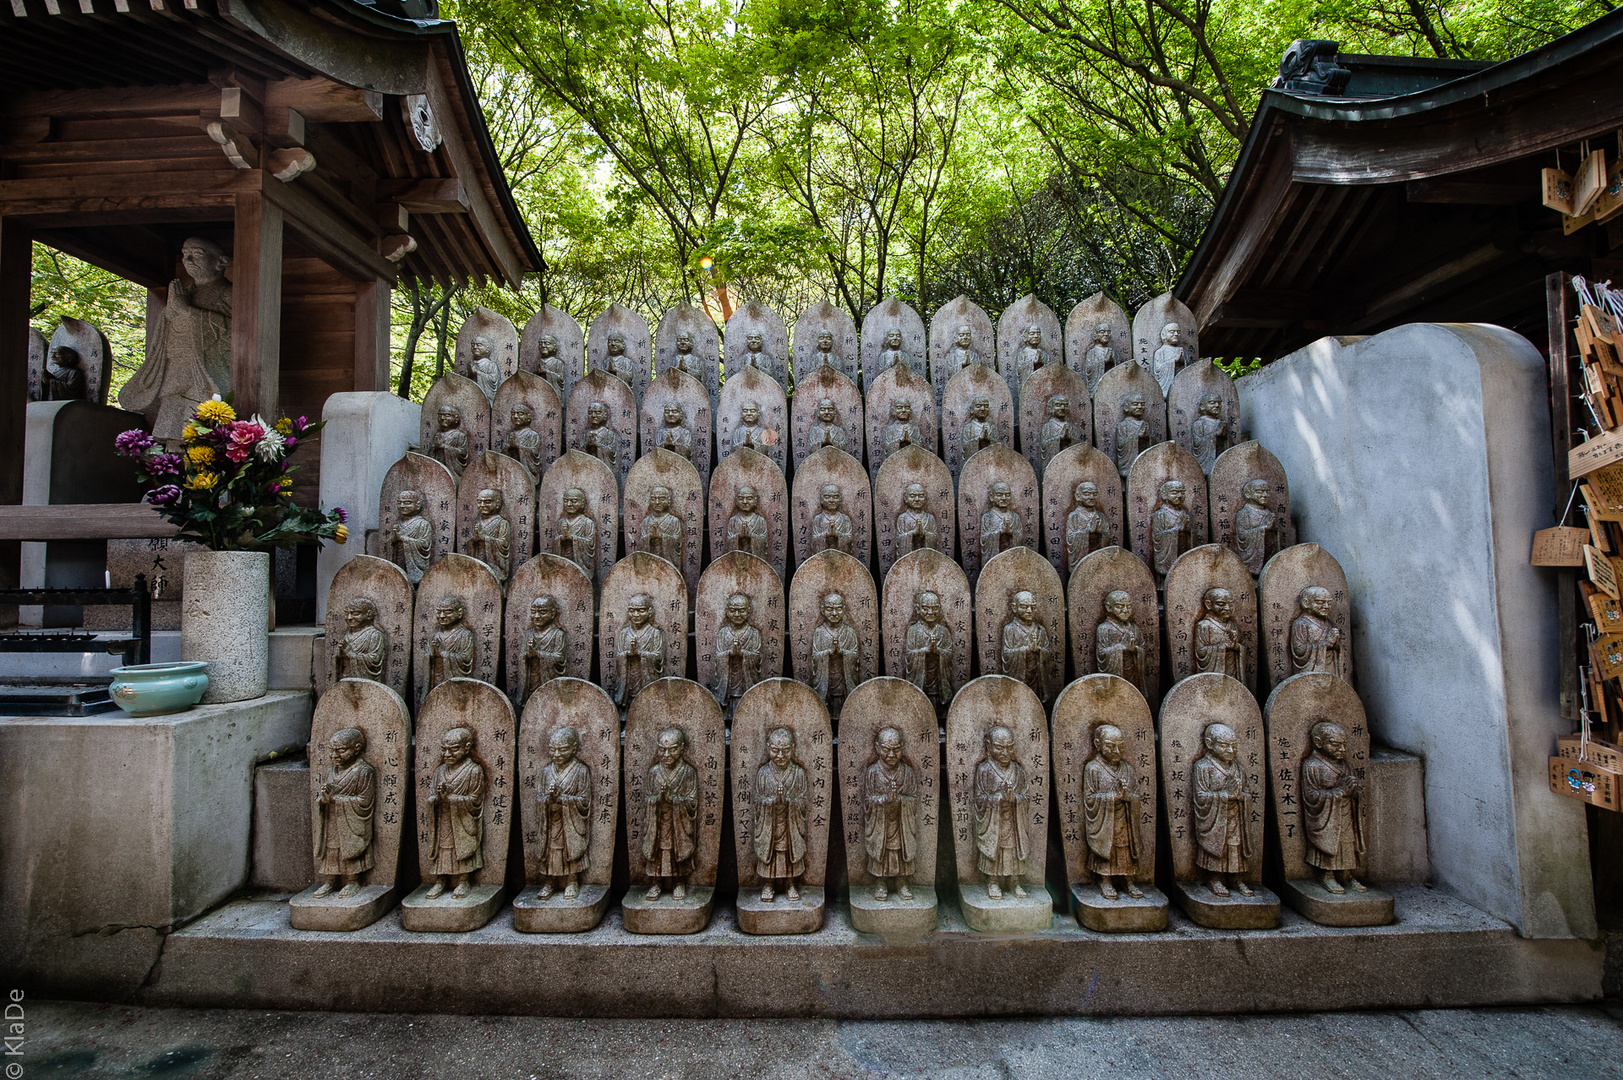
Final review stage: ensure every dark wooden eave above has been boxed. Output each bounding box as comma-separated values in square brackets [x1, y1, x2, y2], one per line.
[1176, 8, 1623, 361]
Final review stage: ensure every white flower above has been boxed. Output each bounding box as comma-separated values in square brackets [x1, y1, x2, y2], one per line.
[251, 414, 286, 461]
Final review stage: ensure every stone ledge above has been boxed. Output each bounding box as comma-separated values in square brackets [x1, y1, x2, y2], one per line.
[140, 885, 1602, 1017]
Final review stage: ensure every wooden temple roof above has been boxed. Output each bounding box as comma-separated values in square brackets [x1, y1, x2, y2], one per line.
[1176, 9, 1623, 361]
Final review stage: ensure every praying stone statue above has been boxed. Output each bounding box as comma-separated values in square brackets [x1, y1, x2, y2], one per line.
[504, 403, 545, 477]
[425, 726, 487, 900]
[520, 596, 567, 701]
[879, 327, 909, 375]
[556, 486, 597, 578]
[412, 555, 502, 706]
[605, 330, 637, 387]
[752, 727, 809, 903]
[1302, 721, 1366, 894]
[981, 481, 1023, 557]
[1066, 481, 1109, 568]
[119, 237, 232, 437]
[657, 402, 694, 460]
[1291, 586, 1345, 678]
[1095, 590, 1146, 693]
[312, 726, 376, 899]
[1115, 394, 1150, 478]
[904, 590, 954, 708]
[960, 395, 996, 461]
[1001, 590, 1052, 702]
[714, 593, 763, 711]
[810, 484, 854, 555]
[811, 592, 861, 717]
[534, 727, 592, 900]
[974, 725, 1031, 900]
[1234, 478, 1279, 574]
[725, 485, 768, 558]
[807, 398, 848, 452]
[427, 597, 476, 690]
[1014, 324, 1047, 386]
[1191, 393, 1227, 474]
[336, 598, 387, 682]
[864, 298, 927, 389]
[1084, 724, 1145, 901]
[1082, 322, 1115, 391]
[638, 485, 683, 564]
[896, 483, 939, 555]
[614, 593, 665, 706]
[672, 331, 703, 380]
[883, 398, 922, 458]
[46, 344, 86, 401]
[533, 332, 565, 394]
[943, 324, 984, 377]
[1040, 397, 1080, 464]
[431, 405, 470, 482]
[1151, 323, 1186, 395]
[811, 329, 842, 371]
[863, 726, 919, 902]
[468, 488, 512, 581]
[581, 401, 618, 469]
[1193, 722, 1254, 898]
[738, 330, 772, 374]
[469, 335, 501, 402]
[731, 400, 769, 455]
[643, 726, 699, 901]
[1151, 480, 1192, 577]
[1195, 587, 1245, 678]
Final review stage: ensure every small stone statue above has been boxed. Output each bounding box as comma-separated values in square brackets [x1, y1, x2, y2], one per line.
[428, 597, 476, 690]
[1195, 587, 1244, 679]
[1065, 481, 1109, 572]
[960, 395, 996, 460]
[1290, 586, 1344, 679]
[1095, 590, 1146, 693]
[46, 345, 86, 401]
[896, 483, 939, 554]
[1084, 724, 1144, 900]
[1193, 722, 1254, 897]
[1302, 720, 1367, 894]
[581, 401, 618, 469]
[336, 598, 387, 682]
[1040, 396, 1079, 463]
[943, 324, 982, 375]
[981, 481, 1023, 556]
[657, 403, 694, 460]
[119, 236, 232, 437]
[535, 726, 592, 900]
[469, 488, 512, 581]
[1151, 323, 1186, 395]
[904, 590, 954, 707]
[753, 727, 809, 903]
[520, 596, 567, 700]
[504, 403, 544, 477]
[605, 330, 637, 387]
[469, 334, 501, 402]
[535, 332, 565, 394]
[879, 327, 909, 374]
[1114, 394, 1149, 478]
[643, 727, 699, 900]
[1001, 590, 1051, 701]
[714, 593, 763, 710]
[1014, 324, 1047, 385]
[1082, 322, 1115, 391]
[312, 727, 376, 899]
[725, 484, 768, 557]
[673, 331, 702, 380]
[739, 330, 773, 373]
[882, 398, 922, 459]
[807, 398, 848, 452]
[388, 489, 434, 584]
[556, 487, 597, 577]
[863, 726, 919, 901]
[614, 593, 664, 706]
[812, 329, 842, 371]
[1150, 479, 1191, 577]
[431, 405, 470, 482]
[810, 484, 853, 555]
[812, 592, 860, 715]
[1234, 478, 1278, 574]
[638, 485, 683, 564]
[731, 400, 768, 455]
[425, 727, 486, 899]
[973, 725, 1031, 899]
[1190, 393, 1226, 474]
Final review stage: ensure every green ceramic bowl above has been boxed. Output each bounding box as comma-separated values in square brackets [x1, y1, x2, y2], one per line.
[109, 661, 210, 717]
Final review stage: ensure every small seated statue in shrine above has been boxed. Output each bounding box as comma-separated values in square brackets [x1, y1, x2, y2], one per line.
[1302, 720, 1367, 895]
[1151, 479, 1191, 578]
[534, 332, 565, 395]
[1193, 722, 1254, 898]
[1040, 396, 1079, 464]
[1084, 724, 1144, 901]
[810, 484, 853, 555]
[643, 727, 698, 901]
[469, 334, 501, 402]
[504, 402, 544, 477]
[753, 727, 809, 903]
[431, 405, 470, 482]
[1234, 478, 1278, 574]
[1290, 585, 1344, 679]
[882, 398, 921, 459]
[973, 725, 1030, 900]
[1095, 590, 1146, 694]
[556, 487, 597, 577]
[469, 488, 512, 581]
[904, 589, 954, 708]
[638, 485, 684, 564]
[862, 726, 919, 902]
[535, 726, 592, 901]
[1000, 590, 1051, 701]
[1082, 321, 1115, 392]
[725, 484, 768, 557]
[1114, 394, 1149, 479]
[657, 402, 693, 460]
[388, 489, 434, 584]
[1014, 324, 1047, 386]
[336, 597, 387, 683]
[731, 400, 769, 455]
[1191, 393, 1226, 474]
[1065, 480, 1109, 573]
[811, 592, 860, 717]
[1194, 587, 1244, 680]
[46, 344, 86, 401]
[428, 596, 476, 689]
[960, 395, 996, 461]
[614, 593, 664, 706]
[425, 727, 486, 900]
[807, 398, 848, 452]
[581, 401, 618, 469]
[980, 481, 1022, 556]
[520, 595, 567, 701]
[713, 593, 762, 711]
[312, 726, 376, 899]
[895, 482, 939, 554]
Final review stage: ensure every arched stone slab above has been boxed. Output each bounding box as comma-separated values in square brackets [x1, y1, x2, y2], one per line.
[454, 307, 519, 402]
[861, 295, 926, 389]
[420, 373, 490, 483]
[882, 548, 971, 711]
[412, 554, 502, 708]
[1210, 441, 1295, 575]
[996, 294, 1062, 404]
[46, 317, 113, 404]
[1127, 441, 1208, 580]
[793, 300, 859, 385]
[1065, 293, 1131, 394]
[790, 365, 863, 470]
[519, 303, 583, 401]
[1165, 544, 1259, 692]
[694, 550, 785, 716]
[1169, 360, 1240, 474]
[504, 553, 594, 707]
[639, 367, 713, 492]
[724, 300, 789, 389]
[566, 369, 637, 491]
[1068, 546, 1160, 713]
[587, 303, 652, 402]
[537, 450, 619, 588]
[788, 550, 878, 721]
[1018, 362, 1089, 483]
[456, 451, 535, 586]
[717, 365, 788, 472]
[709, 446, 789, 580]
[957, 444, 1039, 587]
[975, 546, 1065, 707]
[874, 446, 955, 581]
[655, 303, 721, 406]
[1092, 363, 1166, 482]
[1042, 444, 1122, 580]
[1134, 292, 1199, 397]
[492, 370, 562, 480]
[929, 296, 994, 404]
[321, 555, 411, 700]
[792, 446, 871, 567]
[376, 452, 456, 586]
[865, 361, 938, 483]
[624, 450, 704, 595]
[1259, 543, 1353, 692]
[941, 362, 1015, 479]
[600, 552, 688, 708]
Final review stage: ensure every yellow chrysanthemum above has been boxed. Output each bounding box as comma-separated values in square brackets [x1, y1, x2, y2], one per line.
[275, 418, 293, 435]
[181, 423, 199, 441]
[195, 400, 236, 424]
[185, 446, 217, 465]
[335, 525, 350, 544]
[185, 471, 218, 491]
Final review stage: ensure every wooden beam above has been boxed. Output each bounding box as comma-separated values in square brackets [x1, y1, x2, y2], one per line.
[30, 225, 174, 290]
[1358, 242, 1507, 324]
[0, 504, 179, 540]
[1188, 146, 1298, 331]
[422, 54, 524, 287]
[353, 279, 390, 392]
[0, 169, 257, 205]
[1548, 271, 1580, 723]
[264, 77, 383, 123]
[0, 219, 30, 625]
[1405, 179, 1525, 205]
[377, 178, 468, 214]
[261, 173, 397, 283]
[231, 191, 283, 419]
[10, 84, 216, 120]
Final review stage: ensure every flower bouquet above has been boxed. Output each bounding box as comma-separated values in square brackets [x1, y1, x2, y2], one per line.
[115, 396, 348, 551]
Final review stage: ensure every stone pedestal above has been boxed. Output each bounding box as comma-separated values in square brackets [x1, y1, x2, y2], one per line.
[512, 885, 612, 933]
[1280, 880, 1395, 927]
[1171, 881, 1280, 930]
[288, 883, 398, 932]
[1072, 883, 1169, 933]
[849, 886, 938, 936]
[183, 549, 270, 703]
[400, 884, 505, 932]
[620, 886, 715, 935]
[958, 884, 1054, 934]
[736, 886, 826, 935]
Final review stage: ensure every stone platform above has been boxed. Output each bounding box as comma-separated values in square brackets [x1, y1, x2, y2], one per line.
[140, 886, 1600, 1017]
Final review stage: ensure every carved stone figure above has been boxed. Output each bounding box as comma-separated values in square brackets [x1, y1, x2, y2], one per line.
[739, 330, 773, 374]
[614, 593, 664, 706]
[879, 327, 909, 374]
[863, 726, 919, 901]
[1114, 394, 1149, 478]
[981, 481, 1023, 556]
[605, 330, 637, 387]
[654, 402, 694, 460]
[46, 345, 86, 401]
[731, 400, 769, 455]
[556, 487, 597, 577]
[581, 401, 618, 469]
[427, 597, 476, 690]
[469, 335, 501, 402]
[424, 726, 486, 899]
[1195, 587, 1245, 678]
[1014, 324, 1047, 385]
[715, 593, 763, 710]
[673, 331, 703, 380]
[725, 485, 768, 557]
[1193, 722, 1255, 898]
[943, 324, 983, 376]
[643, 726, 699, 900]
[534, 332, 565, 394]
[960, 395, 996, 460]
[1234, 478, 1279, 574]
[974, 725, 1031, 899]
[382, 477, 442, 586]
[1290, 586, 1345, 678]
[904, 590, 954, 707]
[119, 237, 232, 437]
[336, 598, 387, 682]
[1151, 323, 1186, 394]
[810, 484, 854, 555]
[468, 488, 512, 580]
[504, 403, 545, 477]
[1083, 322, 1115, 391]
[896, 483, 939, 555]
[811, 592, 860, 716]
[1040, 397, 1080, 464]
[1151, 480, 1192, 577]
[753, 727, 809, 903]
[1302, 720, 1367, 894]
[1095, 590, 1146, 693]
[1066, 481, 1109, 570]
[1084, 724, 1145, 900]
[521, 596, 567, 700]
[807, 398, 848, 452]
[535, 727, 592, 899]
[1191, 393, 1226, 473]
[312, 727, 376, 898]
[883, 398, 922, 459]
[431, 405, 470, 482]
[1001, 590, 1052, 702]
[637, 485, 683, 564]
[811, 329, 841, 371]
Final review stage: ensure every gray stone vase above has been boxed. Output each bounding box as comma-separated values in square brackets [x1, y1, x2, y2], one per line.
[181, 549, 270, 703]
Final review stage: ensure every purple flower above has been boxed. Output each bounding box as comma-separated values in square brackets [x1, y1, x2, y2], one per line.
[144, 485, 181, 506]
[147, 453, 183, 475]
[114, 429, 154, 455]
[334, 506, 348, 523]
[285, 437, 298, 449]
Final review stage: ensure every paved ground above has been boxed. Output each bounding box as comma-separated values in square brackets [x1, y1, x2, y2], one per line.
[12, 998, 1623, 1079]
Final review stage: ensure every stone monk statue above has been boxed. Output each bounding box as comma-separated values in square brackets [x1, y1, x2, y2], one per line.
[896, 483, 939, 555]
[581, 401, 618, 469]
[605, 330, 637, 387]
[672, 331, 702, 380]
[1082, 322, 1115, 392]
[882, 398, 921, 460]
[638, 485, 683, 564]
[336, 597, 387, 683]
[1151, 322, 1186, 395]
[1302, 720, 1367, 895]
[1190, 393, 1226, 474]
[430, 405, 470, 483]
[469, 334, 501, 402]
[1065, 481, 1109, 573]
[520, 596, 567, 702]
[504, 403, 544, 477]
[1095, 590, 1146, 693]
[120, 236, 232, 438]
[811, 592, 860, 717]
[1194, 587, 1244, 679]
[614, 594, 664, 706]
[1014, 324, 1047, 386]
[388, 489, 434, 585]
[658, 403, 694, 460]
[312, 727, 376, 899]
[973, 725, 1030, 900]
[643, 727, 698, 901]
[535, 332, 565, 394]
[810, 484, 853, 555]
[1001, 590, 1051, 701]
[1040, 396, 1079, 464]
[1234, 478, 1278, 574]
[713, 593, 763, 711]
[1150, 479, 1191, 577]
[753, 727, 809, 903]
[46, 345, 86, 401]
[730, 400, 769, 455]
[1193, 722, 1254, 898]
[427, 597, 476, 690]
[807, 398, 848, 452]
[535, 727, 592, 900]
[878, 327, 911, 375]
[556, 487, 597, 577]
[942, 324, 982, 375]
[1290, 586, 1344, 679]
[738, 329, 773, 373]
[863, 726, 919, 902]
[1083, 724, 1144, 901]
[1114, 394, 1148, 478]
[425, 727, 486, 900]
[980, 481, 1023, 556]
[812, 329, 843, 371]
[960, 395, 996, 460]
[904, 590, 954, 708]
[725, 485, 768, 557]
[469, 488, 512, 581]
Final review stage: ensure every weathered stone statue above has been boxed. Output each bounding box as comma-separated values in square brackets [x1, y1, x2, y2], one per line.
[556, 487, 597, 577]
[312, 727, 376, 899]
[1083, 322, 1115, 391]
[431, 405, 470, 482]
[1084, 724, 1145, 901]
[535, 727, 592, 900]
[656, 402, 694, 460]
[520, 596, 567, 700]
[883, 398, 922, 459]
[336, 598, 387, 682]
[1095, 590, 1146, 693]
[469, 335, 501, 402]
[504, 403, 545, 477]
[1040, 396, 1080, 464]
[1066, 481, 1109, 570]
[1151, 479, 1192, 577]
[581, 401, 618, 469]
[863, 726, 919, 901]
[1114, 394, 1149, 478]
[469, 488, 513, 581]
[725, 484, 768, 557]
[895, 483, 940, 555]
[737, 330, 770, 372]
[387, 489, 434, 585]
[943, 324, 983, 375]
[974, 725, 1031, 900]
[981, 481, 1023, 556]
[904, 590, 954, 707]
[673, 331, 703, 380]
[46, 344, 86, 401]
[1195, 587, 1244, 678]
[1234, 478, 1279, 574]
[960, 395, 996, 460]
[879, 327, 909, 374]
[812, 592, 861, 716]
[812, 329, 842, 371]
[1001, 590, 1052, 701]
[753, 727, 809, 903]
[425, 726, 486, 900]
[1151, 322, 1186, 395]
[731, 400, 769, 455]
[535, 332, 565, 394]
[427, 597, 475, 689]
[638, 485, 683, 564]
[1290, 586, 1345, 678]
[1302, 720, 1367, 894]
[1193, 722, 1254, 898]
[1014, 324, 1047, 385]
[806, 398, 848, 452]
[810, 484, 854, 555]
[120, 236, 232, 437]
[714, 593, 763, 710]
[1191, 393, 1227, 474]
[643, 727, 699, 900]
[605, 330, 637, 387]
[614, 593, 664, 706]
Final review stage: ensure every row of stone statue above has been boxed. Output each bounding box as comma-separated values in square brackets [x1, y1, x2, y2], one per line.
[289, 668, 1388, 939]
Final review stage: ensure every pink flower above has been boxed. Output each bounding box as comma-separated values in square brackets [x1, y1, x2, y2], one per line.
[223, 421, 264, 463]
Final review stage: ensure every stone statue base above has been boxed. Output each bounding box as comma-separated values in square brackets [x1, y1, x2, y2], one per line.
[287, 883, 397, 932]
[620, 885, 714, 935]
[735, 885, 825, 935]
[848, 885, 937, 937]
[1281, 879, 1394, 927]
[399, 883, 504, 932]
[958, 883, 1054, 934]
[512, 883, 611, 934]
[1071, 882, 1168, 933]
[1170, 880, 1280, 930]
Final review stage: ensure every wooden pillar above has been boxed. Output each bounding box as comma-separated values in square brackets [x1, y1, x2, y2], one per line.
[1547, 271, 1579, 722]
[353, 278, 391, 392]
[0, 218, 31, 622]
[231, 192, 284, 419]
